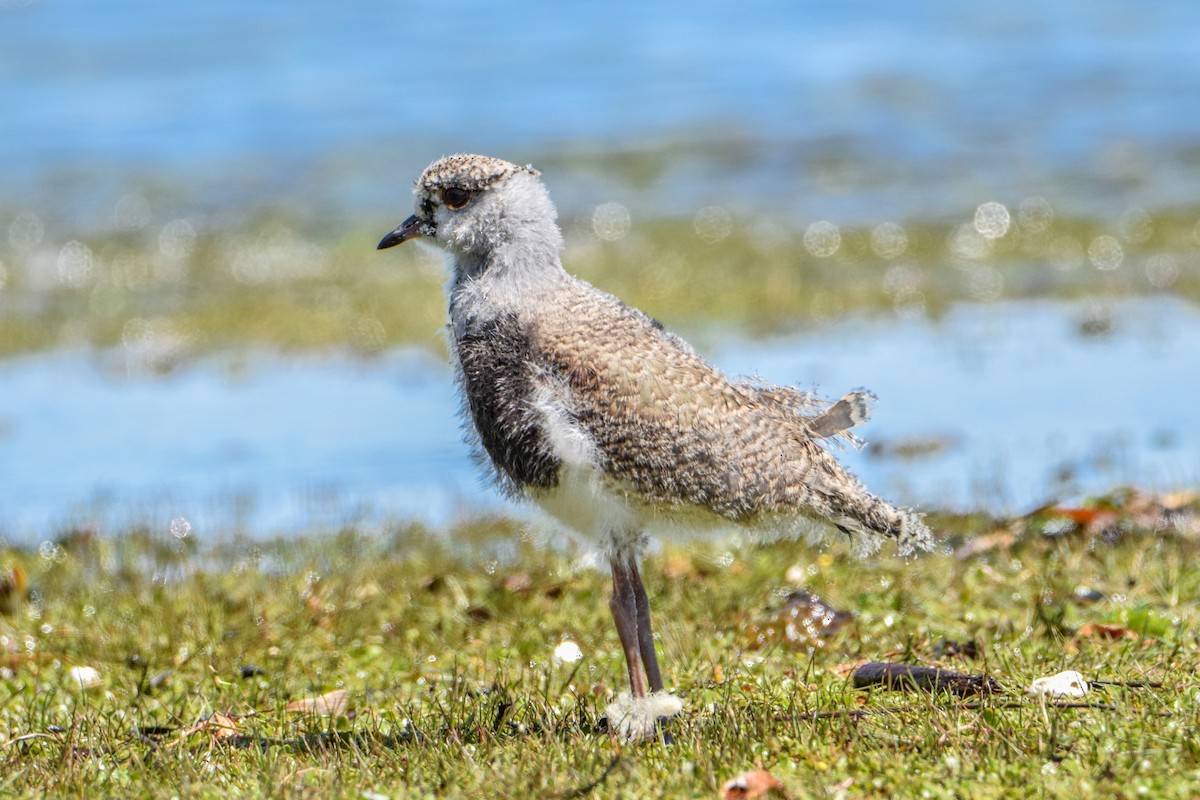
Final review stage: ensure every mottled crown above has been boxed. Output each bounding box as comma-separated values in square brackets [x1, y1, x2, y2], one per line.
[416, 154, 540, 194]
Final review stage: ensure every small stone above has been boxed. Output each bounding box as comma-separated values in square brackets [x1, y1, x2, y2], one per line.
[67, 666, 102, 690]
[1028, 670, 1089, 698]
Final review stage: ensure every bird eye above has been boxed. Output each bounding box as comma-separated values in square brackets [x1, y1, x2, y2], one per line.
[441, 187, 472, 210]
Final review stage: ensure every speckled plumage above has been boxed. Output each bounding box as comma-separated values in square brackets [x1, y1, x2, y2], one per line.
[522, 281, 917, 538]
[417, 153, 539, 193]
[379, 154, 932, 738]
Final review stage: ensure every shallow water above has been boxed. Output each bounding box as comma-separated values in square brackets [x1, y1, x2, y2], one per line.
[1, 297, 1195, 545]
[3, 1, 1199, 226]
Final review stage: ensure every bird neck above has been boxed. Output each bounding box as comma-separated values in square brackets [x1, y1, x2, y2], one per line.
[451, 224, 565, 287]
[448, 234, 568, 336]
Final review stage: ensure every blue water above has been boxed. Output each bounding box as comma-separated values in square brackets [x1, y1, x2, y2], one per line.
[2, 2, 1199, 545]
[3, 1, 1200, 225]
[2, 299, 1196, 545]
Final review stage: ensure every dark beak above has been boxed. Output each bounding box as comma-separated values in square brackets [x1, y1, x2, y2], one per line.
[377, 215, 426, 249]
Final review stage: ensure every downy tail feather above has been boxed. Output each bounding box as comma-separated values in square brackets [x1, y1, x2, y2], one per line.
[832, 492, 933, 557]
[808, 389, 877, 447]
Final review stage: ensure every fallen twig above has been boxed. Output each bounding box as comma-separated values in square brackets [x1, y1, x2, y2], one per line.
[791, 700, 1127, 723]
[1090, 679, 1165, 689]
[851, 662, 1001, 696]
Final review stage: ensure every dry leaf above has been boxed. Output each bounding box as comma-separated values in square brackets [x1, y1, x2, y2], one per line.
[663, 552, 699, 580]
[285, 689, 351, 718]
[831, 659, 870, 679]
[722, 769, 790, 799]
[953, 530, 1015, 559]
[0, 565, 28, 615]
[353, 581, 383, 601]
[742, 591, 851, 651]
[502, 573, 532, 593]
[1160, 490, 1197, 511]
[179, 711, 240, 742]
[1053, 507, 1116, 527]
[1077, 623, 1138, 641]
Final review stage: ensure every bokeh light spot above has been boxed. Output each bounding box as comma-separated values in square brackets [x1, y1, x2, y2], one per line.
[1047, 236, 1084, 271]
[882, 264, 921, 296]
[159, 219, 197, 260]
[948, 223, 991, 260]
[870, 222, 907, 259]
[1117, 207, 1152, 244]
[229, 227, 326, 284]
[803, 221, 841, 258]
[170, 516, 192, 539]
[1018, 197, 1054, 233]
[8, 211, 44, 251]
[1087, 235, 1124, 271]
[122, 316, 193, 372]
[693, 205, 733, 244]
[1144, 254, 1179, 289]
[114, 193, 151, 231]
[973, 202, 1011, 239]
[592, 202, 631, 242]
[57, 241, 95, 288]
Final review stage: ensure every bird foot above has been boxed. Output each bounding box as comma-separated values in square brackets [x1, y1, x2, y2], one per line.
[604, 691, 683, 742]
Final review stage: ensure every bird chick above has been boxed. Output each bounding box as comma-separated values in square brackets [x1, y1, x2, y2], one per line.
[379, 154, 932, 739]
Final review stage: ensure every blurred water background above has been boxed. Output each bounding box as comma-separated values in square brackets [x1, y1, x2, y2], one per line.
[1, 0, 1198, 543]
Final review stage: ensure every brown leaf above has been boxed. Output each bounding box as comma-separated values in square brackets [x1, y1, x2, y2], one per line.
[742, 591, 851, 651]
[0, 565, 28, 614]
[1077, 623, 1138, 641]
[466, 606, 492, 621]
[353, 581, 383, 601]
[1053, 507, 1111, 526]
[285, 689, 352, 718]
[419, 574, 446, 593]
[722, 769, 790, 800]
[831, 659, 870, 679]
[502, 573, 532, 593]
[1160, 490, 1197, 511]
[179, 711, 240, 742]
[663, 552, 699, 581]
[953, 530, 1014, 559]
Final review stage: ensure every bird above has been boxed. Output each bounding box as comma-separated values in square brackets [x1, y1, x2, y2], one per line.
[377, 154, 932, 739]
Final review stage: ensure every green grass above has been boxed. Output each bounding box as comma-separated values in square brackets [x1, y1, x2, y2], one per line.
[1, 205, 1198, 360]
[3, 496, 1199, 798]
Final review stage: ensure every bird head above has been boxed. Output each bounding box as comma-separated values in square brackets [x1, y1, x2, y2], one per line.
[377, 154, 555, 259]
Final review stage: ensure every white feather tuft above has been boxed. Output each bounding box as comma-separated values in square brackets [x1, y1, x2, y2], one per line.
[605, 692, 684, 741]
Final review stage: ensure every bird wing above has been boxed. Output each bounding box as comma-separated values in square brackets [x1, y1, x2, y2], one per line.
[525, 281, 932, 555]
[528, 285, 851, 519]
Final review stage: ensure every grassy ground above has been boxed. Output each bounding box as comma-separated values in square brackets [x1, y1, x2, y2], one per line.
[1, 204, 1198, 361]
[2, 493, 1198, 798]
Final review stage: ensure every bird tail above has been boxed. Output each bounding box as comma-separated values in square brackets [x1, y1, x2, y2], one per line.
[829, 490, 933, 557]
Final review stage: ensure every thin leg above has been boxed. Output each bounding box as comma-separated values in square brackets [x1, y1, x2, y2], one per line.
[609, 558, 647, 698]
[627, 559, 664, 693]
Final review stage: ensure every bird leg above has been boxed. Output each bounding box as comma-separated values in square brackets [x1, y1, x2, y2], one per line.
[609, 556, 648, 698]
[627, 558, 665, 693]
[609, 552, 665, 697]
